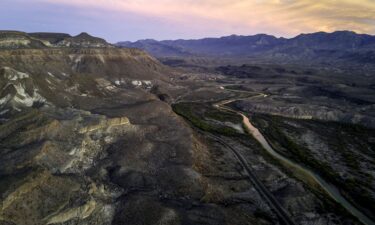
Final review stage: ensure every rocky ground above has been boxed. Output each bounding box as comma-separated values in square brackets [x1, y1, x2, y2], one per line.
[214, 64, 375, 128]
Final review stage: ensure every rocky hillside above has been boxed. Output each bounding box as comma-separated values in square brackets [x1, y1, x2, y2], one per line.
[0, 47, 170, 117]
[0, 31, 48, 49]
[0, 31, 113, 48]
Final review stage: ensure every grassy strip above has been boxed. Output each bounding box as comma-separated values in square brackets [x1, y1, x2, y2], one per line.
[172, 102, 241, 137]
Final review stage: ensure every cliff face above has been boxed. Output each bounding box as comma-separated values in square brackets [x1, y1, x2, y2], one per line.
[0, 47, 170, 115]
[0, 31, 48, 49]
[0, 48, 167, 81]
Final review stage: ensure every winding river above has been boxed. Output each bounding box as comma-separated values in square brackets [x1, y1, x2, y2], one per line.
[216, 99, 375, 225]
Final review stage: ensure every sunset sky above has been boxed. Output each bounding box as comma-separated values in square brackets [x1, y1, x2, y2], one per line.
[1, 0, 375, 42]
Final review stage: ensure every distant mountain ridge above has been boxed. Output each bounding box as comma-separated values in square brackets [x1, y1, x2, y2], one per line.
[117, 31, 375, 65]
[118, 34, 286, 57]
[0, 31, 113, 49]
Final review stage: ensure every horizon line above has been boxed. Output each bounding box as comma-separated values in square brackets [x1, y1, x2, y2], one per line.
[1, 29, 374, 44]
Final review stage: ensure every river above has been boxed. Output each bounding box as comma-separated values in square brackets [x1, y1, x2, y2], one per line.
[216, 99, 375, 225]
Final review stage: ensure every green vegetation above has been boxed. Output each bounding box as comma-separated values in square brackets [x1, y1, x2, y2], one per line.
[172, 102, 242, 136]
[252, 114, 339, 179]
[204, 107, 242, 124]
[224, 85, 248, 91]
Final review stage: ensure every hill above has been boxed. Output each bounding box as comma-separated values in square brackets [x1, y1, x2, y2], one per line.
[0, 31, 113, 48]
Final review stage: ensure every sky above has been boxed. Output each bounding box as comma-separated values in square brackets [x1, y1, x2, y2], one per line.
[1, 0, 375, 42]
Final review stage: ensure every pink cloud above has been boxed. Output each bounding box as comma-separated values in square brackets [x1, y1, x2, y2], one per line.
[36, 0, 375, 37]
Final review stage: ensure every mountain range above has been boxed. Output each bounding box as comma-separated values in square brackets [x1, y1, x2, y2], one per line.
[117, 31, 375, 65]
